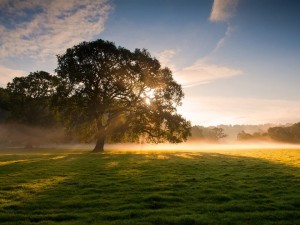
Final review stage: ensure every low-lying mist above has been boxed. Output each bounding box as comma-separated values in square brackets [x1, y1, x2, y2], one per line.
[105, 142, 300, 151]
[43, 141, 300, 152]
[0, 123, 67, 148]
[1, 123, 300, 152]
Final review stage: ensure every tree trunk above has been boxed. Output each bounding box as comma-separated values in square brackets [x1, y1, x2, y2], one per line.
[92, 133, 105, 152]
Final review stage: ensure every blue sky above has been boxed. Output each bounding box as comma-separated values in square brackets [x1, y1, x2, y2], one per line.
[1, 0, 300, 126]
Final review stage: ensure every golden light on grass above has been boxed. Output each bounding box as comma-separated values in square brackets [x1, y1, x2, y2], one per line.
[105, 161, 119, 168]
[0, 159, 30, 166]
[0, 176, 68, 208]
[223, 149, 300, 168]
[50, 155, 67, 160]
[103, 143, 300, 168]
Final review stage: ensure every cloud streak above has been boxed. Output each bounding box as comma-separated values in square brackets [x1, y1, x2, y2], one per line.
[209, 0, 239, 22]
[212, 25, 235, 53]
[174, 59, 242, 87]
[0, 0, 112, 59]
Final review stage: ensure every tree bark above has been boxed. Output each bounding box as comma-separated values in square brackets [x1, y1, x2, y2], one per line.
[92, 133, 105, 152]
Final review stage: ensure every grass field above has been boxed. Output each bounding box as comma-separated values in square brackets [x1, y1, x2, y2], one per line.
[0, 147, 300, 224]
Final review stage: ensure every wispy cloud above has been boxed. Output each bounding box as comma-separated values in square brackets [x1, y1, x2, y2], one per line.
[156, 49, 179, 71]
[174, 59, 242, 87]
[0, 0, 112, 59]
[0, 65, 27, 87]
[209, 0, 239, 23]
[207, 1, 239, 57]
[179, 96, 300, 126]
[211, 25, 235, 53]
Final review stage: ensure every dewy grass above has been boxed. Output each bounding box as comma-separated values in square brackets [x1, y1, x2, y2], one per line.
[0, 148, 300, 224]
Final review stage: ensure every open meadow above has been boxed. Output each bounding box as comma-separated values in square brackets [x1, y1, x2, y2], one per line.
[0, 146, 300, 225]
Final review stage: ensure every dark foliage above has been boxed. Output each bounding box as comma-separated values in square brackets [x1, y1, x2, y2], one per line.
[4, 71, 59, 127]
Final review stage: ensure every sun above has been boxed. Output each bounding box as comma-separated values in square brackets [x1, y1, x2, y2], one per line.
[145, 98, 151, 105]
[143, 89, 155, 105]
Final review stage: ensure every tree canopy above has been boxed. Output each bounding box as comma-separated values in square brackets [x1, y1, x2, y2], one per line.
[53, 39, 191, 151]
[4, 71, 58, 127]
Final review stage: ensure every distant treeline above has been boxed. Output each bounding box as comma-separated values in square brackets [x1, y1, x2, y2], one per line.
[190, 123, 300, 144]
[189, 126, 227, 142]
[237, 122, 300, 143]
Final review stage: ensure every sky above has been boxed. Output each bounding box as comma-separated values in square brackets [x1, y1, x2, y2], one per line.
[1, 0, 300, 126]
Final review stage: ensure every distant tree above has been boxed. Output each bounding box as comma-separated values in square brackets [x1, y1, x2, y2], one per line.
[289, 122, 300, 143]
[53, 39, 191, 152]
[190, 126, 227, 142]
[210, 127, 227, 141]
[5, 71, 59, 126]
[237, 130, 268, 141]
[190, 126, 204, 139]
[268, 122, 300, 143]
[267, 126, 291, 143]
[237, 130, 252, 141]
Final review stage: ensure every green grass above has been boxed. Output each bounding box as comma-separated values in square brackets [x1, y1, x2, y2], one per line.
[0, 148, 300, 224]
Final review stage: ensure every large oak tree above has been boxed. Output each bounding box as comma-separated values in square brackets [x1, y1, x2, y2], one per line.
[54, 39, 191, 152]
